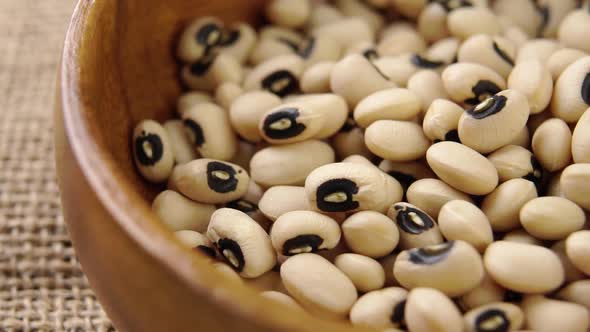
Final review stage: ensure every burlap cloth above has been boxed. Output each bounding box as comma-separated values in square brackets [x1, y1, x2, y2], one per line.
[0, 1, 114, 330]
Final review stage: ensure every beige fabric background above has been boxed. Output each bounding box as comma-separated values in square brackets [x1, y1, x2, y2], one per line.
[0, 1, 114, 331]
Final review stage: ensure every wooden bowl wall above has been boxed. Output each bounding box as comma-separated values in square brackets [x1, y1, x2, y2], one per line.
[55, 1, 374, 331]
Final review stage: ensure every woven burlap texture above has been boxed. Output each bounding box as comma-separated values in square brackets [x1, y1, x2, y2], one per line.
[0, 1, 114, 331]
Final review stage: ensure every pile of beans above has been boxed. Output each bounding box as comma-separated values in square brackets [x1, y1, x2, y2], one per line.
[131, 0, 590, 331]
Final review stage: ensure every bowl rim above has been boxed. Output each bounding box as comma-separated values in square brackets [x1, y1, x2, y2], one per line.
[58, 1, 370, 331]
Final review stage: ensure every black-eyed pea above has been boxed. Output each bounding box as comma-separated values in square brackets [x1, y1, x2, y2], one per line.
[500, 24, 529, 48]
[551, 240, 586, 283]
[230, 140, 258, 172]
[214, 82, 243, 110]
[265, 0, 311, 29]
[280, 253, 358, 318]
[248, 38, 297, 66]
[181, 53, 243, 92]
[407, 70, 450, 111]
[459, 273, 506, 311]
[520, 197, 586, 240]
[332, 120, 374, 160]
[527, 110, 553, 135]
[422, 99, 464, 143]
[459, 90, 530, 154]
[365, 120, 431, 162]
[566, 230, 590, 275]
[493, 0, 544, 37]
[375, 54, 446, 88]
[438, 200, 493, 253]
[508, 126, 531, 149]
[330, 54, 396, 107]
[487, 145, 544, 192]
[260, 291, 304, 310]
[341, 154, 375, 167]
[207, 208, 276, 278]
[334, 253, 385, 292]
[558, 8, 590, 53]
[522, 295, 590, 332]
[163, 120, 197, 165]
[177, 92, 213, 116]
[463, 302, 524, 332]
[377, 27, 427, 58]
[387, 203, 443, 250]
[481, 178, 538, 232]
[572, 108, 590, 163]
[217, 22, 257, 64]
[286, 93, 349, 139]
[354, 88, 422, 128]
[306, 162, 403, 214]
[270, 210, 341, 256]
[448, 7, 501, 40]
[258, 186, 309, 222]
[312, 18, 374, 50]
[300, 61, 334, 93]
[561, 163, 590, 210]
[532, 118, 572, 171]
[417, 3, 450, 43]
[427, 141, 499, 195]
[537, 0, 578, 38]
[379, 161, 436, 199]
[174, 230, 216, 258]
[298, 36, 342, 68]
[229, 91, 282, 143]
[405, 287, 464, 332]
[394, 241, 484, 296]
[168, 159, 249, 204]
[152, 190, 215, 232]
[307, 3, 344, 30]
[484, 241, 564, 293]
[176, 17, 224, 63]
[349, 287, 408, 329]
[508, 60, 553, 114]
[551, 57, 590, 122]
[547, 48, 587, 80]
[390, 0, 427, 19]
[182, 102, 237, 160]
[556, 279, 590, 311]
[259, 26, 304, 45]
[502, 229, 543, 246]
[342, 211, 400, 259]
[335, 0, 385, 33]
[244, 55, 304, 97]
[426, 37, 460, 65]
[406, 178, 474, 219]
[250, 140, 335, 187]
[132, 120, 175, 183]
[458, 34, 516, 79]
[516, 39, 563, 65]
[442, 63, 507, 107]
[224, 198, 271, 233]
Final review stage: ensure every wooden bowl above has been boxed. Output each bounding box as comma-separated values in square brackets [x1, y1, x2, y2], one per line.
[55, 1, 374, 331]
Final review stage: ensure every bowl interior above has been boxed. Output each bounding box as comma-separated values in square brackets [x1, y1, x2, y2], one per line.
[62, 0, 373, 331]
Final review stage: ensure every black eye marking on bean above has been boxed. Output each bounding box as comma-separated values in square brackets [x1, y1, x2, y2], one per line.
[339, 114, 357, 132]
[262, 107, 306, 139]
[503, 290, 523, 303]
[390, 300, 407, 329]
[394, 204, 435, 234]
[408, 241, 455, 265]
[261, 70, 299, 97]
[226, 199, 258, 213]
[411, 54, 445, 69]
[474, 308, 510, 332]
[464, 81, 503, 106]
[532, 1, 550, 37]
[196, 245, 217, 258]
[218, 29, 240, 47]
[368, 58, 390, 80]
[195, 23, 223, 49]
[522, 156, 544, 195]
[282, 235, 324, 256]
[134, 131, 164, 166]
[217, 238, 245, 272]
[183, 119, 205, 147]
[298, 38, 316, 58]
[432, 0, 473, 12]
[316, 178, 360, 212]
[492, 41, 515, 66]
[581, 72, 590, 105]
[363, 49, 379, 61]
[189, 52, 216, 76]
[206, 162, 238, 193]
[466, 95, 507, 119]
[276, 37, 300, 52]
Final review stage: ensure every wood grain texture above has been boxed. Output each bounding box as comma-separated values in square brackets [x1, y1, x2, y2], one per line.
[55, 0, 374, 331]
